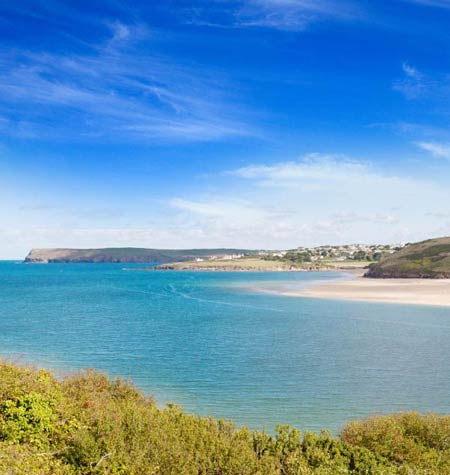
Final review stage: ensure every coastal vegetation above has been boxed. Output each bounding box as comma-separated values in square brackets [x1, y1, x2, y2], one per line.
[2, 361, 450, 474]
[365, 236, 450, 278]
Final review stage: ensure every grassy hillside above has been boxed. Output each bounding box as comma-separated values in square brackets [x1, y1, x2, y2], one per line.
[24, 248, 258, 264]
[365, 236, 450, 278]
[1, 361, 450, 474]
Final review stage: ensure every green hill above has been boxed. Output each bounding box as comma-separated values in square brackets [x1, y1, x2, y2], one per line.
[24, 247, 257, 264]
[2, 360, 450, 474]
[365, 236, 450, 278]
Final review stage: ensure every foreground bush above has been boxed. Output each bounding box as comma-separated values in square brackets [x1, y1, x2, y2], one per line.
[0, 361, 448, 474]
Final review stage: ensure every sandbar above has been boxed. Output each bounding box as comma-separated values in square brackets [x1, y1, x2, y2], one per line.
[268, 274, 450, 308]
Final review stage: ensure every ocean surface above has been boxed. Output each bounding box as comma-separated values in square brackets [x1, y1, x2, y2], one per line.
[1, 261, 450, 433]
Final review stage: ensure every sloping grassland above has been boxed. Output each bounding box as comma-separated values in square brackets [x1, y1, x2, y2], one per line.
[365, 236, 450, 278]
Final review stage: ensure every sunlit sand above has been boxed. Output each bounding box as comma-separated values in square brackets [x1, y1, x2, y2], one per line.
[275, 274, 450, 307]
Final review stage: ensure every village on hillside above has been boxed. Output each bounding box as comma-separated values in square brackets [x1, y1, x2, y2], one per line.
[196, 243, 406, 263]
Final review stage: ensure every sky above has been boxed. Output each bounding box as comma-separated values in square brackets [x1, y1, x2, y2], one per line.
[1, 0, 450, 258]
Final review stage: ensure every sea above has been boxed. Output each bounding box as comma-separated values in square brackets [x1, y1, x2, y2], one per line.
[1, 260, 449, 433]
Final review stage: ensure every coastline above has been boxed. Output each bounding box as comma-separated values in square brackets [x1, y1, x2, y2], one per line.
[256, 272, 450, 308]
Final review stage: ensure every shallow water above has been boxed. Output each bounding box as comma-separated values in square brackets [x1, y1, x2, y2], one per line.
[1, 261, 449, 433]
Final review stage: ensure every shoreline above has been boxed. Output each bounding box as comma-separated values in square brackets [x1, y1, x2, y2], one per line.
[254, 273, 450, 308]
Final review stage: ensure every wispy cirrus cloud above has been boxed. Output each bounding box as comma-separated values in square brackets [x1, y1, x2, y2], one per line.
[416, 142, 450, 159]
[390, 64, 450, 149]
[405, 0, 450, 8]
[393, 62, 450, 103]
[185, 0, 359, 31]
[401, 62, 422, 80]
[0, 20, 254, 142]
[235, 0, 358, 30]
[393, 62, 429, 99]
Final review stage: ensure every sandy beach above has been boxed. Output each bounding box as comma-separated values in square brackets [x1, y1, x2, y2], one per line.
[272, 274, 450, 308]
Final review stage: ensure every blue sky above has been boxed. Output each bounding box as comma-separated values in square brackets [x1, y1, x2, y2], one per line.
[1, 0, 450, 257]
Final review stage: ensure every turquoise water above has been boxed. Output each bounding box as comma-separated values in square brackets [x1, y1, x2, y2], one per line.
[1, 261, 450, 433]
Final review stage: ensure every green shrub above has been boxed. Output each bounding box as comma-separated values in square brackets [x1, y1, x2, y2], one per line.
[0, 361, 449, 474]
[342, 413, 450, 472]
[0, 441, 72, 475]
[0, 392, 55, 445]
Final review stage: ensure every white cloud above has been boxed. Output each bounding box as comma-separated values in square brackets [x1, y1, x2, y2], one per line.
[231, 154, 370, 186]
[331, 211, 398, 225]
[426, 210, 450, 218]
[230, 154, 424, 196]
[416, 142, 450, 160]
[165, 154, 449, 249]
[171, 198, 269, 222]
